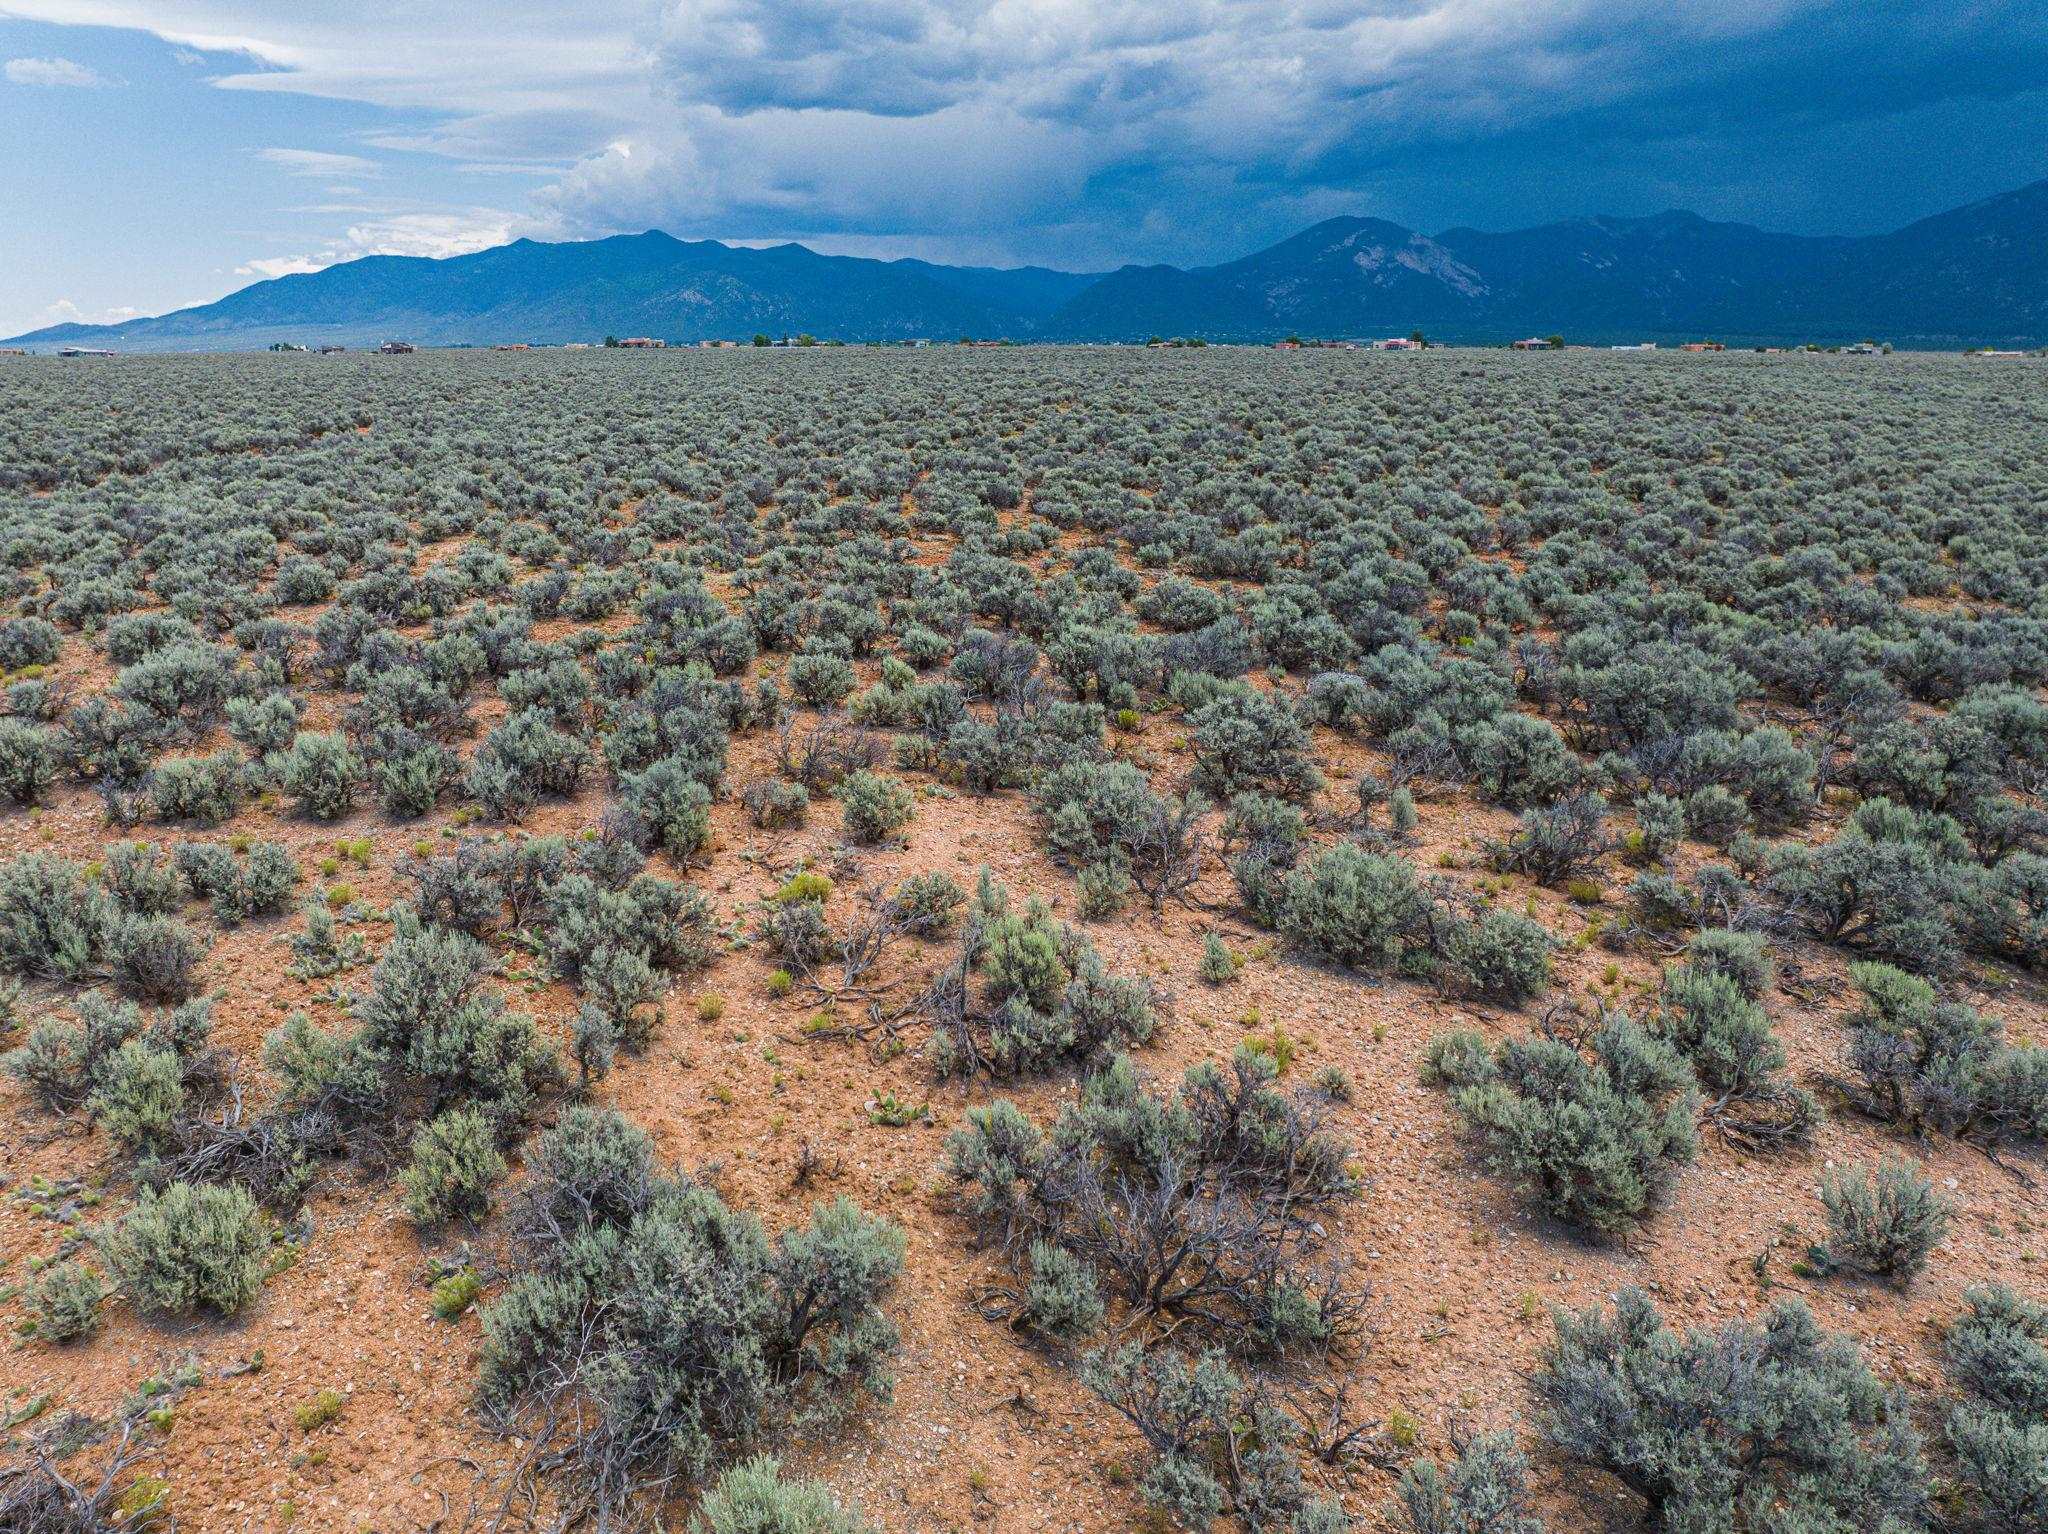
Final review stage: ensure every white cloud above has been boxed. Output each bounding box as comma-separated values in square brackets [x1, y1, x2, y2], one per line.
[257, 146, 380, 177]
[234, 208, 519, 280]
[5, 55, 110, 86]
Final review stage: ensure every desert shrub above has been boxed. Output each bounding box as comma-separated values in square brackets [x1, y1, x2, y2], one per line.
[481, 1133, 902, 1530]
[927, 885, 1158, 1078]
[372, 732, 461, 817]
[1439, 909, 1553, 1003]
[888, 871, 966, 933]
[466, 710, 590, 819]
[787, 651, 857, 707]
[1683, 783, 1751, 846]
[1487, 794, 1611, 887]
[1188, 689, 1322, 801]
[4, 989, 144, 1108]
[1683, 927, 1772, 1000]
[1534, 1288, 1928, 1532]
[743, 777, 810, 828]
[96, 1179, 269, 1318]
[105, 912, 204, 1002]
[401, 1105, 508, 1226]
[1198, 933, 1238, 985]
[946, 1049, 1354, 1356]
[1942, 1284, 2048, 1534]
[1280, 844, 1428, 971]
[1019, 1240, 1105, 1345]
[354, 918, 559, 1121]
[226, 841, 299, 922]
[276, 730, 361, 819]
[1397, 1429, 1544, 1534]
[1842, 963, 2047, 1145]
[0, 616, 61, 670]
[0, 718, 58, 804]
[225, 691, 303, 757]
[24, 1259, 110, 1343]
[1767, 799, 1969, 974]
[544, 872, 717, 986]
[85, 1037, 186, 1154]
[1037, 758, 1207, 909]
[1081, 1344, 1348, 1533]
[1628, 792, 1686, 862]
[1428, 1013, 1699, 1233]
[1816, 1156, 1952, 1282]
[148, 750, 247, 826]
[1652, 961, 1817, 1146]
[103, 840, 185, 916]
[618, 757, 714, 858]
[690, 1456, 874, 1534]
[837, 770, 914, 844]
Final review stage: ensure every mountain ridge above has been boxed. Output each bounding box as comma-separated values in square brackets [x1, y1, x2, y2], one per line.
[12, 179, 2048, 350]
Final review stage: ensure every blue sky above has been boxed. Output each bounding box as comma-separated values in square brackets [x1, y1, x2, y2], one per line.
[3, 1, 2045, 336]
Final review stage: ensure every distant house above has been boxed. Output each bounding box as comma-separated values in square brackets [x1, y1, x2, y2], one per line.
[563, 342, 592, 350]
[1273, 339, 1302, 350]
[378, 340, 415, 354]
[1680, 341, 1724, 352]
[57, 346, 115, 357]
[1372, 337, 1421, 350]
[619, 336, 666, 348]
[1611, 342, 1657, 350]
[317, 344, 347, 354]
[1511, 337, 1551, 350]
[492, 343, 531, 351]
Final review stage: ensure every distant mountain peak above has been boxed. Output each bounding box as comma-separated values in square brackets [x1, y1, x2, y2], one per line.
[8, 180, 2045, 351]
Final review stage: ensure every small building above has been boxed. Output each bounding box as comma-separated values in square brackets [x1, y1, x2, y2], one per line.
[1680, 340, 1724, 353]
[563, 342, 592, 350]
[1273, 339, 1302, 350]
[619, 336, 666, 348]
[1511, 337, 1552, 350]
[57, 346, 116, 357]
[317, 344, 347, 354]
[492, 343, 531, 351]
[378, 340, 415, 354]
[1373, 337, 1421, 350]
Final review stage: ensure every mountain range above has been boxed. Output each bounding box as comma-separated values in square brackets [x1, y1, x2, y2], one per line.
[11, 180, 2047, 351]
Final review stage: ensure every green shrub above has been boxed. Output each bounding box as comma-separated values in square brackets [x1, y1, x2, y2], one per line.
[96, 1180, 269, 1318]
[1198, 933, 1238, 985]
[1440, 909, 1553, 1003]
[787, 651, 858, 707]
[1280, 844, 1427, 970]
[1683, 927, 1772, 1000]
[619, 757, 714, 858]
[0, 853, 112, 979]
[1020, 1240, 1104, 1345]
[837, 770, 914, 843]
[295, 1387, 346, 1431]
[1535, 1289, 1928, 1533]
[86, 1037, 186, 1155]
[1487, 794, 1611, 888]
[148, 750, 247, 826]
[277, 730, 361, 820]
[0, 718, 59, 804]
[1430, 1014, 1699, 1234]
[401, 1106, 508, 1225]
[743, 777, 810, 829]
[106, 912, 205, 1003]
[1397, 1430, 1544, 1534]
[1843, 962, 2047, 1145]
[481, 1153, 901, 1529]
[25, 1260, 111, 1343]
[690, 1456, 873, 1534]
[1817, 1156, 1952, 1282]
[1188, 689, 1322, 801]
[5, 989, 143, 1109]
